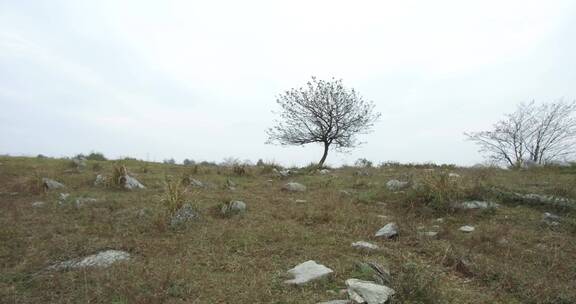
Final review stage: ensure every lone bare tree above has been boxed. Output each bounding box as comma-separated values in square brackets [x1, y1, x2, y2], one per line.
[266, 77, 380, 167]
[465, 100, 576, 167]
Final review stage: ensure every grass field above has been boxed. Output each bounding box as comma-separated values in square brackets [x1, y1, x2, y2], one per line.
[1, 156, 575, 303]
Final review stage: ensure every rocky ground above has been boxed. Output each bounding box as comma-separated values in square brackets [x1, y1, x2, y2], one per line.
[0, 156, 575, 303]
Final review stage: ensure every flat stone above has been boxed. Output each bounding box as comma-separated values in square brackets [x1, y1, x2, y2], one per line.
[284, 260, 333, 285]
[459, 225, 475, 233]
[31, 201, 46, 207]
[418, 231, 438, 238]
[346, 279, 396, 304]
[282, 182, 306, 192]
[294, 199, 308, 203]
[375, 223, 399, 239]
[49, 250, 130, 269]
[351, 241, 379, 251]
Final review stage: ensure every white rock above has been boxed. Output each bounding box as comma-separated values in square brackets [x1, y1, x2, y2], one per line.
[284, 260, 333, 285]
[319, 169, 331, 175]
[346, 279, 396, 304]
[50, 250, 130, 269]
[123, 175, 145, 190]
[42, 178, 65, 190]
[31, 201, 46, 207]
[375, 223, 399, 238]
[59, 193, 70, 201]
[282, 182, 306, 192]
[294, 199, 308, 203]
[542, 212, 561, 225]
[352, 241, 379, 251]
[459, 225, 475, 233]
[386, 180, 408, 191]
[448, 173, 460, 178]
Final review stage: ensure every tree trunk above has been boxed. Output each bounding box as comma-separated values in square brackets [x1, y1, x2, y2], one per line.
[317, 142, 330, 168]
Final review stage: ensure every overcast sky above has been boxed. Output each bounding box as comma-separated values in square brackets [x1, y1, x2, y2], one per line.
[1, 1, 575, 166]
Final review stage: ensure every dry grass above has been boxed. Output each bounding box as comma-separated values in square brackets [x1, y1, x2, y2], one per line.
[0, 156, 575, 303]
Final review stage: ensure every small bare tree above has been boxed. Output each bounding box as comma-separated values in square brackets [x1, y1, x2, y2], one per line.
[266, 77, 380, 167]
[466, 100, 576, 167]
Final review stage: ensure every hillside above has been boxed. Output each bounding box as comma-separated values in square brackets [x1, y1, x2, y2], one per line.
[1, 156, 575, 303]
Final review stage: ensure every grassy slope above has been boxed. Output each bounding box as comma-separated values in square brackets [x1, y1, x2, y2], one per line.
[0, 156, 575, 304]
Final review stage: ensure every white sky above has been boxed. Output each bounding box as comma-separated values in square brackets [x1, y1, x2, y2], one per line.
[1, 0, 575, 166]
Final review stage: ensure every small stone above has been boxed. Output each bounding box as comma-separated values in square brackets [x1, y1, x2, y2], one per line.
[345, 279, 396, 304]
[59, 193, 70, 201]
[318, 169, 331, 175]
[189, 178, 204, 188]
[448, 173, 460, 178]
[75, 197, 98, 207]
[284, 260, 333, 285]
[339, 190, 352, 196]
[123, 175, 145, 190]
[42, 178, 65, 190]
[352, 241, 379, 251]
[418, 231, 438, 238]
[170, 204, 198, 226]
[375, 223, 399, 239]
[542, 212, 561, 226]
[221, 200, 246, 216]
[294, 199, 307, 203]
[456, 201, 499, 209]
[49, 250, 130, 269]
[386, 179, 409, 191]
[94, 174, 106, 186]
[459, 225, 475, 233]
[282, 182, 306, 192]
[31, 201, 46, 207]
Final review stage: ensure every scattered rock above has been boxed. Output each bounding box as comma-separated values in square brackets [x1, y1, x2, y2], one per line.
[385, 180, 409, 191]
[318, 169, 331, 175]
[122, 175, 145, 190]
[284, 260, 333, 285]
[459, 225, 475, 233]
[294, 199, 308, 203]
[42, 178, 65, 190]
[455, 200, 499, 209]
[434, 218, 444, 223]
[170, 204, 198, 226]
[49, 250, 130, 270]
[352, 241, 379, 251]
[221, 200, 246, 216]
[345, 279, 396, 304]
[375, 223, 399, 239]
[31, 201, 46, 207]
[282, 182, 306, 192]
[448, 173, 460, 178]
[274, 168, 292, 177]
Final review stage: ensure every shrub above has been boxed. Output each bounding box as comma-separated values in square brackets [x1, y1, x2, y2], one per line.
[355, 158, 373, 168]
[407, 173, 464, 212]
[86, 152, 107, 161]
[161, 177, 187, 216]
